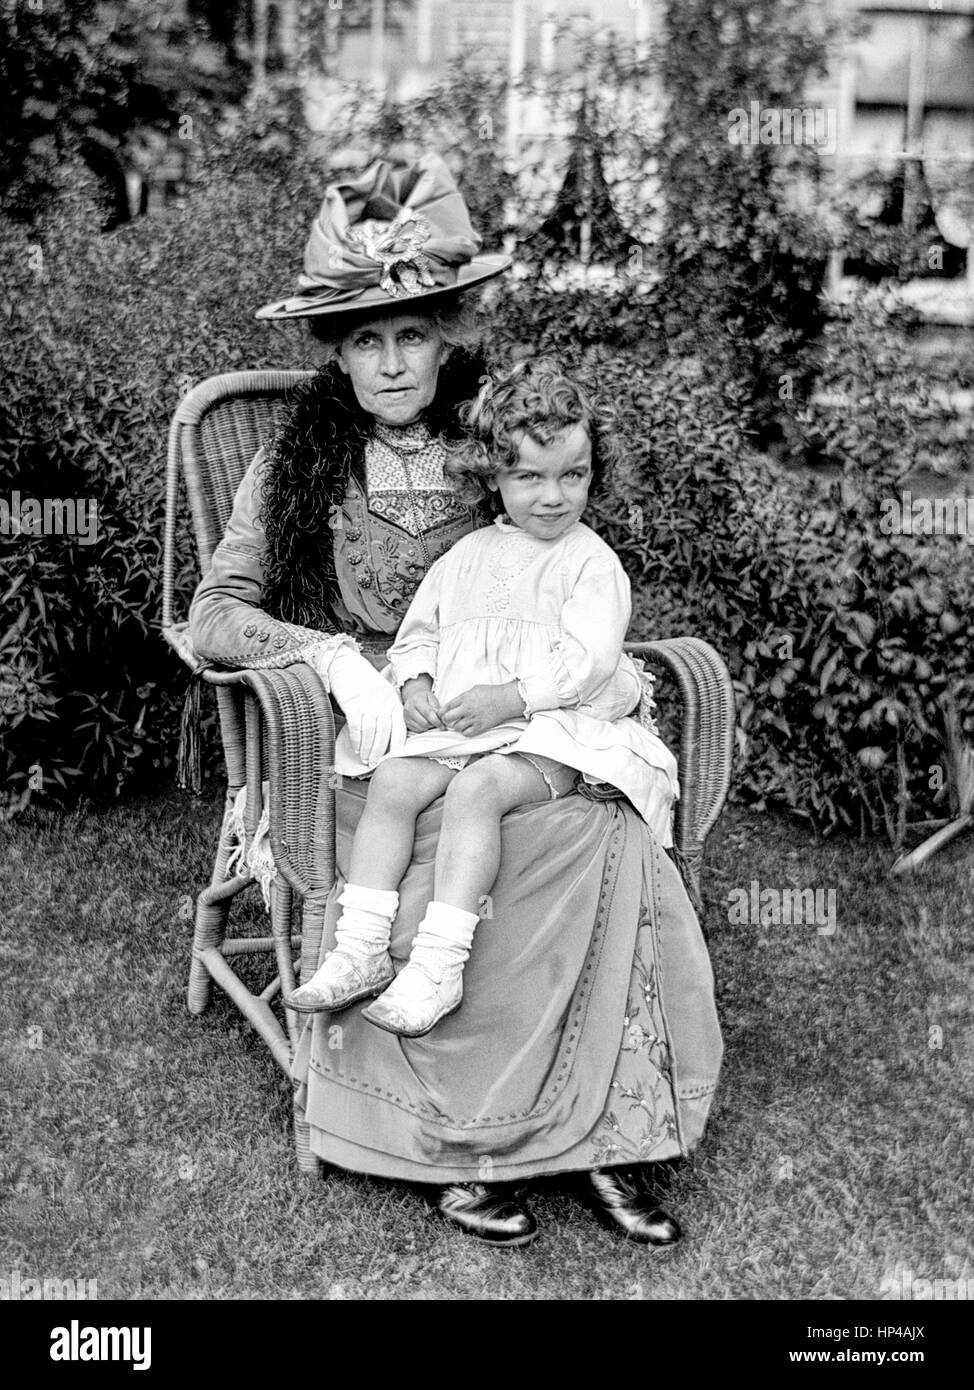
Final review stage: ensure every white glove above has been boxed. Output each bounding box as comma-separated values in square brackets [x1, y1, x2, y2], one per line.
[319, 643, 407, 768]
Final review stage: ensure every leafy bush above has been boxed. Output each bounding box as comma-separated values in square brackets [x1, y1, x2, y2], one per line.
[653, 0, 839, 437]
[580, 299, 974, 846]
[0, 137, 324, 815]
[2, 39, 971, 845]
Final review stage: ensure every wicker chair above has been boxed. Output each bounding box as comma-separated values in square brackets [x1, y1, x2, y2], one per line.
[161, 370, 736, 1175]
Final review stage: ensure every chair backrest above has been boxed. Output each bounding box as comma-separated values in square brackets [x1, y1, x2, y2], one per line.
[163, 371, 314, 630]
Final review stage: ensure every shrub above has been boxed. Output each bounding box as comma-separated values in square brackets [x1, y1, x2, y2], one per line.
[653, 0, 840, 438]
[582, 298, 974, 845]
[0, 137, 325, 816]
[2, 55, 970, 847]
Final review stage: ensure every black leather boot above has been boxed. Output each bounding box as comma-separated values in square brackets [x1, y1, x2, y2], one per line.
[437, 1183, 538, 1247]
[588, 1165, 682, 1245]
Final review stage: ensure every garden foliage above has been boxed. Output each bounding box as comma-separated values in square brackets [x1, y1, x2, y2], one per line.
[0, 135, 322, 814]
[1, 8, 972, 844]
[581, 314, 974, 846]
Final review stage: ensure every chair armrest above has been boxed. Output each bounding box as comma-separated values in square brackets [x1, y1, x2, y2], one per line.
[162, 621, 202, 672]
[206, 663, 337, 981]
[203, 663, 337, 901]
[626, 637, 735, 900]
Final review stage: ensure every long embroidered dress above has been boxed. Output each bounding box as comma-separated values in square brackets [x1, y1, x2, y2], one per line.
[190, 419, 723, 1181]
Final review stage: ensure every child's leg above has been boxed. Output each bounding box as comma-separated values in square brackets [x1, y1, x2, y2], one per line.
[432, 752, 572, 912]
[287, 757, 456, 1014]
[348, 757, 459, 889]
[363, 753, 568, 1037]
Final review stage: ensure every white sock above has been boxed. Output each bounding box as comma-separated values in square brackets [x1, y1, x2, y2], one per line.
[334, 882, 399, 958]
[410, 900, 480, 975]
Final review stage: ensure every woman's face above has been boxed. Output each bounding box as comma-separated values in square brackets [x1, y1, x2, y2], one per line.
[336, 313, 447, 426]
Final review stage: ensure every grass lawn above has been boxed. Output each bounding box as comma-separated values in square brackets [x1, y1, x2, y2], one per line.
[2, 783, 972, 1300]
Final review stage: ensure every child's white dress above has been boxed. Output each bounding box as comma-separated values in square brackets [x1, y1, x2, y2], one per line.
[335, 517, 680, 845]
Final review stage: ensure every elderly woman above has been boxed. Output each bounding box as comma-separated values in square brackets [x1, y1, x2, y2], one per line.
[189, 156, 722, 1248]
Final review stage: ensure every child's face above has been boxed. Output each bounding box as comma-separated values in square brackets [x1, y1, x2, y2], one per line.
[488, 423, 592, 541]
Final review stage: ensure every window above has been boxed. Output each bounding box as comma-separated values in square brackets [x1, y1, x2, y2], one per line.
[833, 2, 974, 311]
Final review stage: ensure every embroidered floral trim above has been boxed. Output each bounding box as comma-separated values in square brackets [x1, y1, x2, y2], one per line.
[368, 490, 469, 537]
[484, 527, 543, 615]
[226, 627, 357, 670]
[331, 470, 475, 632]
[336, 483, 472, 622]
[588, 924, 679, 1166]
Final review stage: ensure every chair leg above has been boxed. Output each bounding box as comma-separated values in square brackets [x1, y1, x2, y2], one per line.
[188, 891, 231, 1015]
[270, 880, 303, 1050]
[187, 930, 214, 1015]
[187, 787, 251, 1015]
[294, 1105, 323, 1177]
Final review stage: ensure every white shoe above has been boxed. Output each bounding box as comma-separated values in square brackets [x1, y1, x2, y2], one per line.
[361, 957, 463, 1037]
[285, 949, 395, 1014]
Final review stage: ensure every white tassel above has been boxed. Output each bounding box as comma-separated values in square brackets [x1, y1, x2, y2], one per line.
[223, 783, 279, 911]
[247, 806, 276, 912]
[224, 786, 248, 879]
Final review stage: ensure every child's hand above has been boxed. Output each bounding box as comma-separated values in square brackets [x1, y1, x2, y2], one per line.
[403, 689, 444, 732]
[401, 676, 444, 733]
[440, 682, 525, 737]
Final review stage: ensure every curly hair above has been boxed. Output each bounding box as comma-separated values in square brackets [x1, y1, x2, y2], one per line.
[443, 356, 622, 511]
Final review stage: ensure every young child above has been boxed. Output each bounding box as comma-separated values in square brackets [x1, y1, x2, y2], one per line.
[285, 359, 679, 1037]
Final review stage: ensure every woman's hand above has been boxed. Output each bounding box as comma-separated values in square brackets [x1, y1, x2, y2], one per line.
[323, 645, 407, 767]
[401, 675, 444, 733]
[440, 682, 525, 738]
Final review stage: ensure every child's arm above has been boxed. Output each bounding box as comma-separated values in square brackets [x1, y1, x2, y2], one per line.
[517, 552, 635, 716]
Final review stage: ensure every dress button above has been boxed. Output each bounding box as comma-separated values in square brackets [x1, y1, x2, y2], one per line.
[347, 552, 363, 566]
[257, 631, 269, 643]
[243, 623, 257, 638]
[273, 636, 287, 649]
[346, 528, 361, 542]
